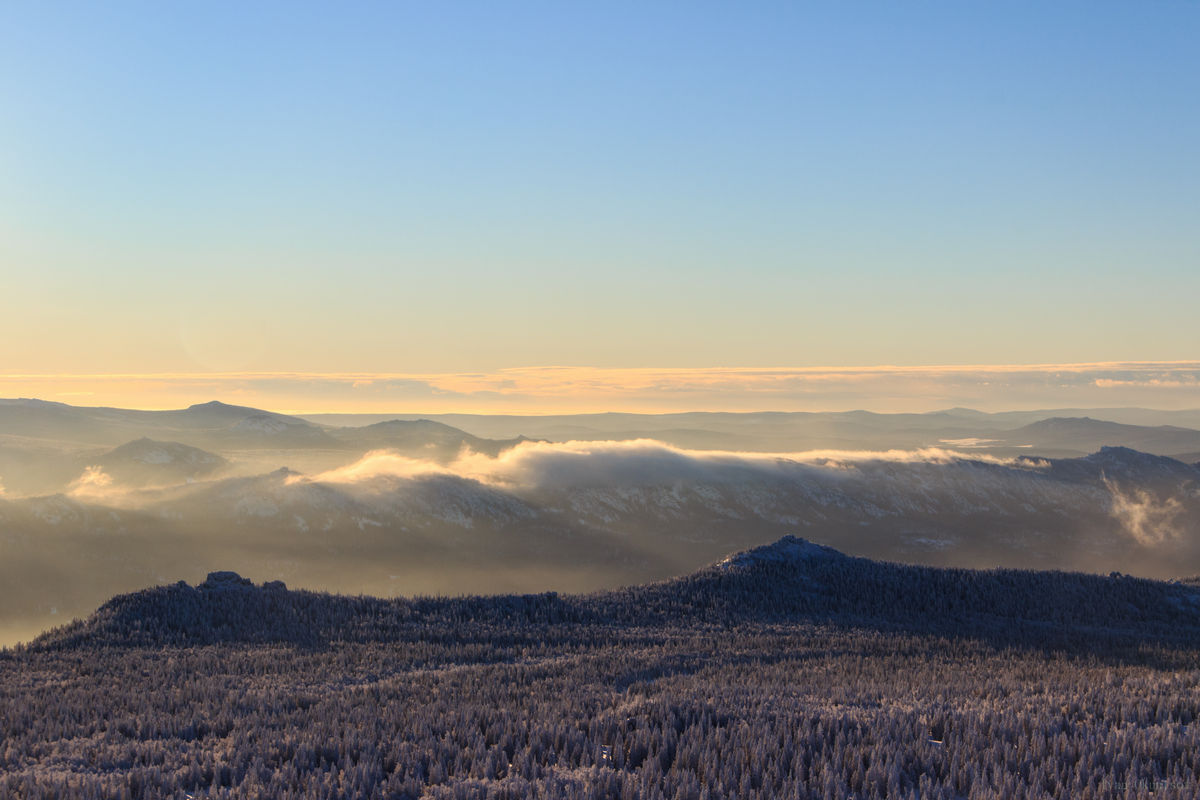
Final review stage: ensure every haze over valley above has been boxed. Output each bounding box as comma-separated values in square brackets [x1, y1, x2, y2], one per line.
[3, 397, 1199, 646]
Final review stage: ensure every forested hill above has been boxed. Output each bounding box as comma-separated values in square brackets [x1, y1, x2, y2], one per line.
[627, 536, 1200, 638]
[27, 537, 1200, 652]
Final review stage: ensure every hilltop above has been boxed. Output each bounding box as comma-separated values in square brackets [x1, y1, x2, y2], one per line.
[30, 536, 1200, 652]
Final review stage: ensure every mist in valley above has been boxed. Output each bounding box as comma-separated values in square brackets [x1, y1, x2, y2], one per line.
[2, 398, 1199, 646]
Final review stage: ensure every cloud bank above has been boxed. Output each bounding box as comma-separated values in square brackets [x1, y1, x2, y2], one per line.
[278, 443, 1179, 555]
[299, 440, 1047, 494]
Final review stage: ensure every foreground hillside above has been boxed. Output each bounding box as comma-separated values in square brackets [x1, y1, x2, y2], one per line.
[5, 540, 1200, 799]
[29, 536, 1200, 652]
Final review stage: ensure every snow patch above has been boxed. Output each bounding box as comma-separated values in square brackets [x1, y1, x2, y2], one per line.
[718, 535, 845, 570]
[136, 447, 175, 464]
[233, 415, 297, 435]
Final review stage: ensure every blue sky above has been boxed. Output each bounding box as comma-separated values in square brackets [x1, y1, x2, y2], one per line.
[1, 1, 1198, 406]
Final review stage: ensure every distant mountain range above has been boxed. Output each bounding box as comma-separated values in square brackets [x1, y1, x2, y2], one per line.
[2, 442, 1199, 646]
[331, 418, 533, 461]
[3, 397, 1200, 646]
[0, 399, 537, 496]
[0, 398, 405, 450]
[5, 397, 1200, 462]
[302, 406, 1200, 456]
[3, 397, 1200, 499]
[1001, 416, 1200, 457]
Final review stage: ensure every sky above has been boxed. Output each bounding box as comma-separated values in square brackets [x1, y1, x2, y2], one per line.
[2, 2, 1198, 412]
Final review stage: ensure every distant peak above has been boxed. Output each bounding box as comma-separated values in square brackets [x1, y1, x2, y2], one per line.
[367, 418, 450, 429]
[1083, 447, 1191, 473]
[185, 400, 268, 416]
[1088, 445, 1161, 462]
[718, 535, 845, 570]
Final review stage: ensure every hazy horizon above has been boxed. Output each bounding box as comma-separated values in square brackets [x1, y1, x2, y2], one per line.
[4, 392, 1200, 650]
[4, 360, 1200, 416]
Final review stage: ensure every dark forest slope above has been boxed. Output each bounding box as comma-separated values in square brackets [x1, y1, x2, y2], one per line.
[31, 537, 1200, 651]
[10, 538, 1200, 800]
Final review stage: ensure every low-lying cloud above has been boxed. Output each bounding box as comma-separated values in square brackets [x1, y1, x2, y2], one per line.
[290, 452, 450, 485]
[64, 465, 148, 506]
[299, 440, 1048, 493]
[1102, 474, 1185, 546]
[67, 465, 115, 501]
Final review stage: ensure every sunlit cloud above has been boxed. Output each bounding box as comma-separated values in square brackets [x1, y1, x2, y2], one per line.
[298, 440, 1049, 493]
[67, 465, 116, 501]
[288, 451, 450, 485]
[1102, 474, 1185, 546]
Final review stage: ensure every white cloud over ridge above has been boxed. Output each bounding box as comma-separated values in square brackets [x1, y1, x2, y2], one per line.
[299, 439, 1049, 492]
[284, 443, 1186, 554]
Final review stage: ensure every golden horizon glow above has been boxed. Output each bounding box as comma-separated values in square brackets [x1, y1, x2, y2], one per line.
[1, 361, 1198, 415]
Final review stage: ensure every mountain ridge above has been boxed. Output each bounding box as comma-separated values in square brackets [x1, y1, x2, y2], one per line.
[26, 536, 1200, 652]
[5, 443, 1200, 645]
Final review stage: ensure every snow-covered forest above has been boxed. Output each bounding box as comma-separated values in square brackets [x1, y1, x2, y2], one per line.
[3, 538, 1199, 799]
